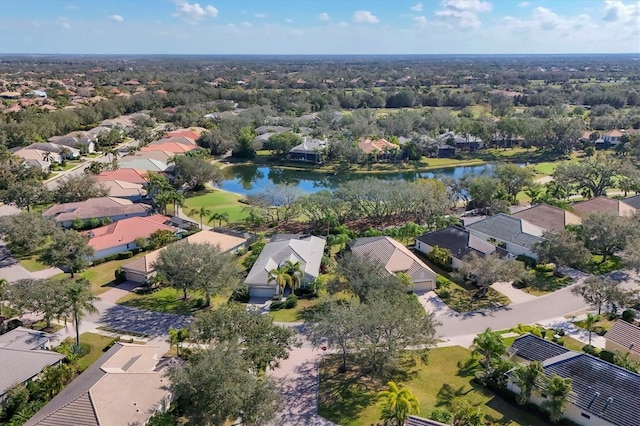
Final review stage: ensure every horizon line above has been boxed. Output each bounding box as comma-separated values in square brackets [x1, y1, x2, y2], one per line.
[1, 52, 639, 57]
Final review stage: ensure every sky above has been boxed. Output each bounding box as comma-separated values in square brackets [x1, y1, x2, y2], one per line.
[0, 0, 638, 54]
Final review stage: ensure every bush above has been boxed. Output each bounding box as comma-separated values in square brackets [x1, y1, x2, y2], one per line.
[622, 309, 636, 323]
[229, 285, 250, 303]
[430, 408, 453, 423]
[582, 345, 600, 356]
[556, 328, 565, 336]
[284, 294, 298, 309]
[600, 350, 616, 364]
[270, 301, 284, 311]
[271, 294, 283, 301]
[117, 251, 134, 260]
[114, 267, 126, 283]
[535, 263, 554, 273]
[516, 255, 537, 269]
[294, 287, 314, 297]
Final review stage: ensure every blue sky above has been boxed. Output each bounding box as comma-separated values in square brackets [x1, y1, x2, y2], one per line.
[0, 0, 638, 54]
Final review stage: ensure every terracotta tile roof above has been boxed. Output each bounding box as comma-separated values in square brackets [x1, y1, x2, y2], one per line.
[605, 320, 640, 355]
[85, 214, 175, 252]
[43, 197, 151, 223]
[165, 130, 201, 140]
[571, 196, 637, 218]
[154, 136, 197, 146]
[142, 142, 197, 153]
[350, 236, 436, 283]
[95, 168, 149, 184]
[512, 203, 582, 233]
[603, 130, 623, 137]
[357, 138, 398, 154]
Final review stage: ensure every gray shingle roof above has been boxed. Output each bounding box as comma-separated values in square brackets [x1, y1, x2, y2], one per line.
[465, 213, 544, 249]
[512, 204, 582, 233]
[508, 333, 570, 362]
[416, 225, 507, 261]
[0, 327, 53, 351]
[605, 320, 640, 355]
[623, 195, 640, 210]
[42, 197, 151, 223]
[542, 353, 640, 426]
[244, 235, 326, 286]
[0, 348, 65, 397]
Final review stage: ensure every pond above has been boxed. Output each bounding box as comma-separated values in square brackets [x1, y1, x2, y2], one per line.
[220, 164, 497, 195]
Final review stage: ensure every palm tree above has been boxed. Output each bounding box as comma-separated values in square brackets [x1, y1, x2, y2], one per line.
[512, 361, 544, 405]
[41, 151, 53, 163]
[541, 374, 572, 423]
[584, 313, 600, 347]
[168, 328, 190, 357]
[209, 211, 230, 227]
[472, 328, 507, 380]
[545, 180, 567, 200]
[281, 260, 303, 294]
[268, 267, 292, 297]
[189, 207, 212, 229]
[59, 147, 73, 160]
[377, 381, 420, 426]
[525, 183, 543, 205]
[62, 279, 99, 347]
[103, 147, 117, 163]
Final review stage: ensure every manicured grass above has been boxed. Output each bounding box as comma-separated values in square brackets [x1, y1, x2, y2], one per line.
[585, 255, 624, 275]
[574, 316, 616, 337]
[519, 270, 573, 296]
[268, 298, 319, 322]
[183, 189, 248, 224]
[116, 286, 228, 315]
[17, 253, 50, 272]
[76, 332, 118, 372]
[318, 346, 549, 426]
[50, 252, 149, 294]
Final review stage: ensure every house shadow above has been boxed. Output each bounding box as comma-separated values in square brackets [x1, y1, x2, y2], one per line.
[99, 304, 192, 337]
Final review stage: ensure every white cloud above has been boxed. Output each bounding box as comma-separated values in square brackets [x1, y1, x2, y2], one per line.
[504, 7, 596, 33]
[56, 18, 71, 30]
[109, 14, 124, 23]
[318, 12, 330, 21]
[519, 1, 529, 7]
[255, 13, 266, 19]
[411, 3, 423, 12]
[241, 21, 252, 27]
[353, 10, 380, 24]
[603, 0, 640, 23]
[336, 21, 349, 28]
[172, 0, 218, 21]
[413, 16, 428, 26]
[435, 0, 492, 28]
[285, 18, 292, 23]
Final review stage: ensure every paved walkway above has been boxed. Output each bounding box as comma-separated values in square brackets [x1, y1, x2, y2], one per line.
[491, 281, 538, 304]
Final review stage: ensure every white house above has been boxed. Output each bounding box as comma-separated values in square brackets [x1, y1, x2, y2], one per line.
[465, 214, 544, 259]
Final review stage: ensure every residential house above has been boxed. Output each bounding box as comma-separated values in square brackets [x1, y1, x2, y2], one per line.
[571, 196, 637, 218]
[131, 150, 175, 163]
[512, 204, 582, 233]
[0, 327, 66, 400]
[349, 236, 437, 291]
[415, 225, 511, 269]
[244, 235, 326, 298]
[357, 138, 399, 160]
[506, 345, 640, 426]
[85, 214, 178, 260]
[465, 213, 545, 259]
[507, 333, 570, 363]
[12, 148, 62, 166]
[87, 126, 110, 137]
[95, 168, 149, 185]
[25, 343, 172, 426]
[288, 137, 327, 163]
[153, 136, 197, 147]
[118, 157, 170, 172]
[43, 197, 152, 228]
[602, 130, 623, 146]
[100, 116, 133, 129]
[122, 229, 248, 283]
[25, 142, 80, 159]
[437, 144, 456, 158]
[165, 129, 201, 140]
[439, 131, 484, 151]
[49, 132, 96, 153]
[604, 320, 640, 363]
[622, 194, 640, 210]
[98, 180, 147, 202]
[142, 142, 198, 154]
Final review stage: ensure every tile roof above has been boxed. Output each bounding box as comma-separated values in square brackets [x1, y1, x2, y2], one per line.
[26, 343, 171, 426]
[622, 194, 640, 210]
[289, 138, 327, 154]
[350, 236, 436, 283]
[465, 213, 544, 249]
[244, 235, 326, 285]
[405, 416, 450, 426]
[154, 136, 197, 146]
[131, 150, 175, 163]
[85, 214, 176, 252]
[605, 320, 640, 355]
[97, 180, 147, 199]
[95, 168, 148, 184]
[416, 225, 506, 260]
[43, 197, 151, 223]
[0, 327, 53, 351]
[0, 348, 65, 397]
[571, 196, 637, 218]
[122, 230, 247, 275]
[508, 333, 570, 362]
[357, 138, 398, 154]
[512, 204, 582, 233]
[542, 352, 640, 426]
[118, 158, 169, 172]
[144, 141, 198, 153]
[164, 130, 201, 140]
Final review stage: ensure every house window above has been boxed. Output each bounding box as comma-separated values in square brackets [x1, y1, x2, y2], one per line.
[581, 413, 591, 419]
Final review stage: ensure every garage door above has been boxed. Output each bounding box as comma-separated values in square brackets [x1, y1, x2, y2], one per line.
[249, 286, 276, 298]
[413, 280, 435, 292]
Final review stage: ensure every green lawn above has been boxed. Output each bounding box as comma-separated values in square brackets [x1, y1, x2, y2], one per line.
[75, 332, 118, 372]
[17, 253, 50, 272]
[574, 316, 616, 337]
[268, 298, 319, 322]
[585, 255, 624, 275]
[116, 286, 228, 315]
[50, 252, 149, 294]
[183, 189, 248, 224]
[519, 270, 573, 296]
[318, 346, 550, 426]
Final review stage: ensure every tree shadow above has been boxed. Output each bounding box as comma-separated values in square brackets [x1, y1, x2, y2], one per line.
[435, 383, 473, 407]
[457, 357, 481, 378]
